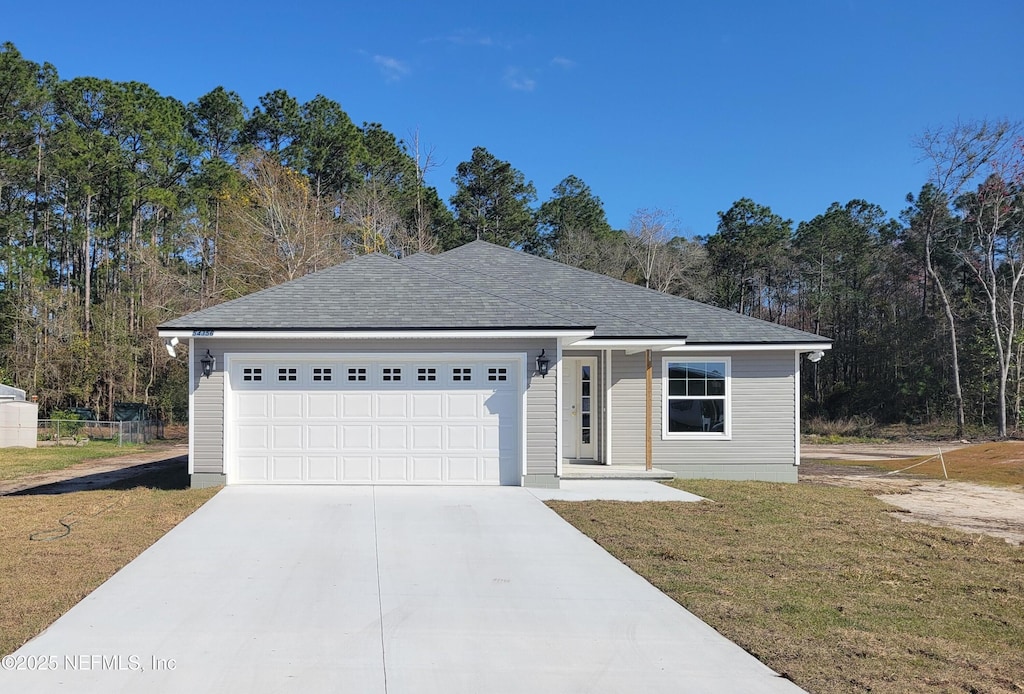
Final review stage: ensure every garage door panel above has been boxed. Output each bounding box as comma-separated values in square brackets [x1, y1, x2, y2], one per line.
[272, 425, 303, 450]
[411, 456, 443, 481]
[411, 425, 442, 450]
[447, 425, 478, 450]
[342, 393, 372, 418]
[271, 456, 303, 481]
[377, 456, 408, 481]
[307, 393, 338, 418]
[237, 456, 269, 482]
[376, 425, 408, 450]
[342, 456, 373, 481]
[483, 457, 500, 482]
[308, 456, 340, 482]
[272, 393, 303, 418]
[375, 393, 408, 418]
[342, 424, 373, 450]
[237, 425, 268, 450]
[448, 457, 479, 481]
[446, 392, 479, 418]
[411, 392, 443, 418]
[308, 424, 338, 450]
[482, 425, 501, 451]
[237, 393, 270, 419]
[229, 357, 520, 485]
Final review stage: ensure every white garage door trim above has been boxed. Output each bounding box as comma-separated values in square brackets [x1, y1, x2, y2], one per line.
[223, 352, 527, 485]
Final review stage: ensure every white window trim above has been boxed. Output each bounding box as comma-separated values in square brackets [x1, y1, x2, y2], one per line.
[661, 356, 732, 441]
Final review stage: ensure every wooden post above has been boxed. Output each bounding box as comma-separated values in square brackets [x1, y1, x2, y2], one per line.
[645, 349, 653, 471]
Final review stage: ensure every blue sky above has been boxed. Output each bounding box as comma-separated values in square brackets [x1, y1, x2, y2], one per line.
[5, 0, 1023, 236]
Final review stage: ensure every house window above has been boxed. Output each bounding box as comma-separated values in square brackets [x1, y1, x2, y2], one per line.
[277, 367, 298, 382]
[242, 367, 263, 382]
[487, 367, 508, 382]
[347, 367, 367, 382]
[312, 367, 333, 382]
[452, 367, 472, 382]
[382, 367, 402, 382]
[663, 359, 730, 439]
[417, 367, 437, 382]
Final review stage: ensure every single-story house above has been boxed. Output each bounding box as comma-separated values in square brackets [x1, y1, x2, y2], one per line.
[158, 240, 831, 488]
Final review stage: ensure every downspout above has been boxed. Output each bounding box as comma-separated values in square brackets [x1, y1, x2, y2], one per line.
[645, 349, 653, 471]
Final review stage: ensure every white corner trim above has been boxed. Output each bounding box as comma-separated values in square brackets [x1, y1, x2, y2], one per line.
[794, 352, 801, 467]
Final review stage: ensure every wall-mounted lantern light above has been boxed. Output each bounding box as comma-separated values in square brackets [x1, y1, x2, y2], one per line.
[200, 349, 216, 377]
[536, 349, 550, 377]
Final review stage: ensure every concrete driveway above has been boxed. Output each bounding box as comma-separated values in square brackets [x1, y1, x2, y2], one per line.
[2, 487, 803, 693]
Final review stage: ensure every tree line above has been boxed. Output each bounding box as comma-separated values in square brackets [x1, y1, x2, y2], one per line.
[0, 43, 1021, 437]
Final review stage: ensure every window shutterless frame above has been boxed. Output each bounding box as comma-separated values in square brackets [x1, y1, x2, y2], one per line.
[661, 356, 731, 440]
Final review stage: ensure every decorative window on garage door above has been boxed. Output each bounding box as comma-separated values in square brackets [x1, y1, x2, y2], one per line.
[347, 367, 367, 381]
[487, 367, 508, 382]
[452, 367, 472, 382]
[417, 367, 437, 381]
[277, 367, 298, 382]
[382, 367, 402, 382]
[242, 367, 263, 382]
[312, 366, 333, 382]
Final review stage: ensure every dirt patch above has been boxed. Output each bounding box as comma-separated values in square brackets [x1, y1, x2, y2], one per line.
[800, 458, 1024, 545]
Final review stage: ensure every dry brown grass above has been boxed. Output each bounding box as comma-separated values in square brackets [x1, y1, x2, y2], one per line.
[550, 480, 1024, 694]
[0, 468, 218, 656]
[826, 441, 1024, 487]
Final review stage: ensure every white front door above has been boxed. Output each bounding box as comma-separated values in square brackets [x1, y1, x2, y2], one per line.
[563, 357, 596, 460]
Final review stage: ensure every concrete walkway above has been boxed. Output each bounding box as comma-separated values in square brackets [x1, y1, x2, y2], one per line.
[2, 487, 802, 693]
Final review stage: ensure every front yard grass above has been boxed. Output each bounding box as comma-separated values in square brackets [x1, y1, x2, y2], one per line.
[550, 479, 1024, 694]
[0, 466, 218, 656]
[0, 441, 152, 481]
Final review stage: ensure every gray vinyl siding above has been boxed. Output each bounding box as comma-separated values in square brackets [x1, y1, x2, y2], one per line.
[610, 350, 797, 482]
[191, 353, 224, 475]
[189, 337, 557, 482]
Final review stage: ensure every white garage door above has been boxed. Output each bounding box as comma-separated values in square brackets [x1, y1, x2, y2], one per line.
[226, 356, 521, 485]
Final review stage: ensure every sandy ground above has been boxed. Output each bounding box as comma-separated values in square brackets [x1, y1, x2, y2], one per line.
[801, 443, 1024, 545]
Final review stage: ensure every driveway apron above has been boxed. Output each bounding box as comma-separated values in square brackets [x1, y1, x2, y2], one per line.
[2, 486, 803, 693]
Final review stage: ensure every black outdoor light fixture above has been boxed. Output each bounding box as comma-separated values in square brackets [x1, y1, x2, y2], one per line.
[535, 349, 550, 377]
[200, 349, 216, 377]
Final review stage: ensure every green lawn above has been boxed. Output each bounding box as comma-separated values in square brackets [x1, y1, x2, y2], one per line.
[550, 479, 1024, 694]
[0, 441, 147, 481]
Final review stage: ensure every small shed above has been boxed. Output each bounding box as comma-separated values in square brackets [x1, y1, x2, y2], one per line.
[0, 385, 38, 448]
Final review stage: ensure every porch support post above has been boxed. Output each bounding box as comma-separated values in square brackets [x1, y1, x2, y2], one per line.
[604, 349, 612, 465]
[645, 349, 653, 471]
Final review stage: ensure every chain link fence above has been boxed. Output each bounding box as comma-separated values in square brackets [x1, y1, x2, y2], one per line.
[38, 419, 164, 445]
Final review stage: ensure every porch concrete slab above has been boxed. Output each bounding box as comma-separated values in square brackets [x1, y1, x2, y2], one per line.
[3, 486, 799, 694]
[530, 479, 705, 502]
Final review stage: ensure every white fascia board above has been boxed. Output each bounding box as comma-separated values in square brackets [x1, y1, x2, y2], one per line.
[567, 339, 687, 351]
[158, 328, 595, 342]
[662, 343, 832, 353]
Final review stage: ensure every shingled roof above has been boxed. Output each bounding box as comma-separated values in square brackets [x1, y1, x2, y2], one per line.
[159, 241, 829, 345]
